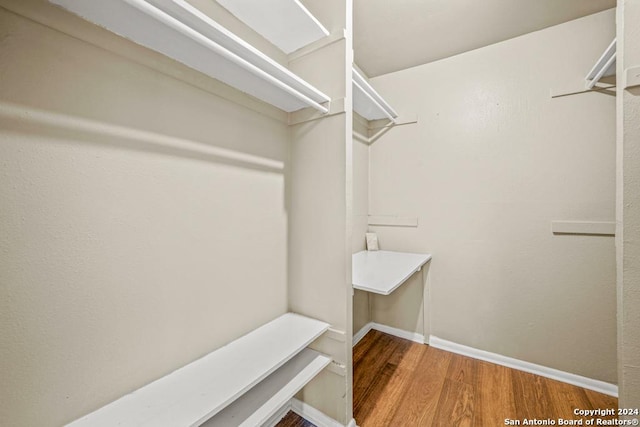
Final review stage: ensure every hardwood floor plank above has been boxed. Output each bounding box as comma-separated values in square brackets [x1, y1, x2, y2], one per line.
[353, 329, 384, 365]
[350, 331, 618, 427]
[353, 332, 405, 412]
[511, 369, 555, 421]
[386, 346, 452, 427]
[547, 379, 595, 423]
[584, 389, 618, 420]
[357, 342, 425, 426]
[430, 378, 474, 427]
[446, 353, 479, 386]
[474, 360, 517, 426]
[276, 411, 316, 427]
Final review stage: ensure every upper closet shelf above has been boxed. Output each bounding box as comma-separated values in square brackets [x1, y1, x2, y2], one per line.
[585, 38, 616, 89]
[50, 0, 330, 113]
[215, 0, 329, 54]
[353, 68, 399, 121]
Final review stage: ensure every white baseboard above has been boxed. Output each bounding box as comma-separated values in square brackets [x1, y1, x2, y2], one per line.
[353, 322, 425, 346]
[291, 398, 356, 427]
[371, 323, 425, 344]
[353, 323, 373, 346]
[353, 325, 617, 397]
[429, 336, 618, 397]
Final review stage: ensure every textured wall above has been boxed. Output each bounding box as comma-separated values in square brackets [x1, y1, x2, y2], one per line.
[352, 115, 371, 335]
[368, 9, 617, 383]
[0, 4, 289, 426]
[616, 0, 640, 410]
[288, 0, 353, 423]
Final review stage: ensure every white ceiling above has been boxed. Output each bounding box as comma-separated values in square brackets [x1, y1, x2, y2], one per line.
[354, 0, 616, 77]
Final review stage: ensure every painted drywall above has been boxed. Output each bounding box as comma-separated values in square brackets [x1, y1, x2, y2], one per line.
[0, 3, 289, 426]
[352, 114, 371, 335]
[288, 0, 353, 423]
[368, 9, 617, 383]
[354, 0, 615, 77]
[352, 115, 370, 254]
[616, 0, 640, 410]
[370, 269, 425, 336]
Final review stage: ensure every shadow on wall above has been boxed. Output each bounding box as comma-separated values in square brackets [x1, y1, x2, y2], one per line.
[0, 101, 284, 175]
[371, 262, 428, 337]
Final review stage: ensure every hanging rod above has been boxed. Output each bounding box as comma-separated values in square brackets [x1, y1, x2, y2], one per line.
[352, 80, 396, 122]
[51, 0, 330, 114]
[352, 67, 398, 121]
[125, 0, 329, 113]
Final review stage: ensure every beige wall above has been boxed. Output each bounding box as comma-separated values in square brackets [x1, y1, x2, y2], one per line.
[288, 0, 353, 423]
[0, 3, 290, 426]
[370, 268, 426, 335]
[368, 9, 617, 383]
[352, 114, 371, 335]
[616, 0, 640, 409]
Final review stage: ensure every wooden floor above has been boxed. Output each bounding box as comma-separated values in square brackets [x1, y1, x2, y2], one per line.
[276, 330, 617, 427]
[276, 411, 316, 427]
[354, 330, 618, 427]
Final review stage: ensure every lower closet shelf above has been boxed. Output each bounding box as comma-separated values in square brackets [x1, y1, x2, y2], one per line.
[66, 313, 330, 427]
[202, 348, 331, 426]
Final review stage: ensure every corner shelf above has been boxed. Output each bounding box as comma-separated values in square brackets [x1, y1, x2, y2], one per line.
[586, 38, 616, 89]
[50, 0, 330, 113]
[352, 250, 432, 295]
[352, 67, 399, 121]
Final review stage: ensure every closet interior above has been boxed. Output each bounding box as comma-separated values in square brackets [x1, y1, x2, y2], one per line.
[1, 0, 639, 426]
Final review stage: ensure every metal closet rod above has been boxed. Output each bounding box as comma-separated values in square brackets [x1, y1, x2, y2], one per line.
[123, 0, 329, 114]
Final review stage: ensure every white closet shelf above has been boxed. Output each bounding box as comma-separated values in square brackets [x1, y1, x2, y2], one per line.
[216, 0, 329, 55]
[586, 38, 616, 89]
[353, 67, 399, 121]
[50, 0, 330, 113]
[67, 313, 330, 427]
[201, 348, 330, 427]
[353, 250, 432, 295]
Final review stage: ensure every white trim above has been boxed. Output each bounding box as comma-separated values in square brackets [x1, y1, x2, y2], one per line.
[50, 0, 331, 113]
[353, 322, 426, 346]
[623, 65, 640, 89]
[371, 323, 424, 344]
[264, 399, 358, 427]
[428, 336, 618, 397]
[291, 398, 350, 427]
[262, 401, 292, 427]
[367, 215, 418, 227]
[353, 322, 426, 347]
[352, 323, 373, 346]
[551, 220, 615, 236]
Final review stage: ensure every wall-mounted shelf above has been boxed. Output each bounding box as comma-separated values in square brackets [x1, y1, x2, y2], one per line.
[201, 348, 330, 427]
[551, 220, 615, 236]
[352, 250, 432, 295]
[67, 313, 330, 427]
[586, 38, 616, 89]
[50, 0, 330, 113]
[352, 67, 399, 121]
[215, 0, 329, 54]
